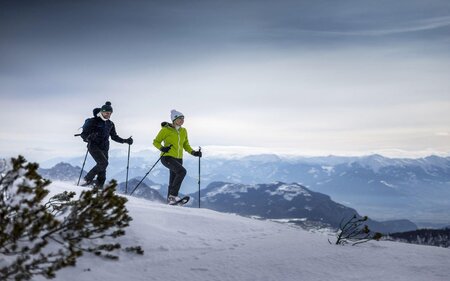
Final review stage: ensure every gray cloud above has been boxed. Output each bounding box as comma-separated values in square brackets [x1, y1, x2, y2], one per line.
[1, 0, 449, 160]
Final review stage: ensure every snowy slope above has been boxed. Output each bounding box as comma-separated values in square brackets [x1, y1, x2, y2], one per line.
[35, 182, 450, 281]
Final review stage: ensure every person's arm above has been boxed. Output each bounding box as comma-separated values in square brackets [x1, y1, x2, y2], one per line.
[110, 122, 126, 144]
[183, 130, 194, 154]
[153, 128, 167, 151]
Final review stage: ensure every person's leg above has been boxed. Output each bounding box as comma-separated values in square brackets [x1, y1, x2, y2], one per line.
[84, 145, 108, 184]
[95, 149, 109, 187]
[161, 157, 186, 197]
[167, 168, 176, 198]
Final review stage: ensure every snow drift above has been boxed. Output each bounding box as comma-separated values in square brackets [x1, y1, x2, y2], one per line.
[33, 182, 450, 281]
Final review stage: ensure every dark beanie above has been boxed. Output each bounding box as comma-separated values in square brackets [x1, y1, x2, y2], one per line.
[101, 101, 113, 112]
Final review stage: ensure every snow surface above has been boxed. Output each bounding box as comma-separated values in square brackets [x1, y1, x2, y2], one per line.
[34, 182, 450, 281]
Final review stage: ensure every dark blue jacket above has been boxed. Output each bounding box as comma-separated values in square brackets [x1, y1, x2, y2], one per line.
[80, 108, 125, 150]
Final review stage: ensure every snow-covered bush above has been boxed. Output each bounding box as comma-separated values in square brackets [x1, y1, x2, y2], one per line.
[0, 156, 142, 281]
[331, 215, 383, 246]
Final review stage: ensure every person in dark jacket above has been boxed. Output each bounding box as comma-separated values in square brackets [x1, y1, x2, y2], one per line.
[80, 101, 133, 188]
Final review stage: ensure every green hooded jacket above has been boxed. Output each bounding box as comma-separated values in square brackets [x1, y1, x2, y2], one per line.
[153, 122, 194, 159]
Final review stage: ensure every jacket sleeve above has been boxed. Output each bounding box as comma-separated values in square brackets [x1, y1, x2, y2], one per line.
[110, 122, 125, 143]
[153, 128, 167, 150]
[183, 130, 194, 154]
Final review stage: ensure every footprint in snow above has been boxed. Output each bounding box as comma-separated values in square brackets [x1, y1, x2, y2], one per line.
[156, 246, 169, 252]
[190, 268, 209, 272]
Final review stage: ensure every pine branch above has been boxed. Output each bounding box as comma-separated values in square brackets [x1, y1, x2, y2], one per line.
[1, 156, 142, 281]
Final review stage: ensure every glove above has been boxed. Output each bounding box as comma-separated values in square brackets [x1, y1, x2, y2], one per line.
[160, 146, 171, 153]
[125, 137, 133, 145]
[191, 150, 202, 157]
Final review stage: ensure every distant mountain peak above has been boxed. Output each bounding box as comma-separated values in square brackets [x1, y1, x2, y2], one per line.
[117, 178, 165, 203]
[240, 154, 281, 162]
[205, 182, 258, 198]
[265, 183, 312, 201]
[38, 162, 82, 182]
[53, 162, 80, 169]
[193, 181, 417, 233]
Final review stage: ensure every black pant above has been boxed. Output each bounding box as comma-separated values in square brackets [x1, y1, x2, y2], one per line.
[161, 156, 186, 198]
[85, 144, 109, 186]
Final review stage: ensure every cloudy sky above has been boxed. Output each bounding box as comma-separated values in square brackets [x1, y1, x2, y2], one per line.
[1, 0, 450, 162]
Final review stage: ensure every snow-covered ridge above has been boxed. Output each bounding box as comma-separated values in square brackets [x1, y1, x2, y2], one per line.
[265, 183, 312, 201]
[205, 182, 312, 202]
[194, 181, 419, 233]
[35, 182, 450, 281]
[205, 183, 259, 198]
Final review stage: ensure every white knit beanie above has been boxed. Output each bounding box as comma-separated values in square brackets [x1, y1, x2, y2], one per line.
[171, 109, 184, 121]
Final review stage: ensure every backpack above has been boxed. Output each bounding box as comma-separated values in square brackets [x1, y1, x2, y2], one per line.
[75, 108, 101, 140]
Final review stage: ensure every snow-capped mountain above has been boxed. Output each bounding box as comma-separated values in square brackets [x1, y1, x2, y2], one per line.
[117, 178, 166, 203]
[191, 181, 354, 224]
[191, 154, 450, 224]
[188, 181, 417, 234]
[35, 182, 450, 281]
[38, 162, 84, 182]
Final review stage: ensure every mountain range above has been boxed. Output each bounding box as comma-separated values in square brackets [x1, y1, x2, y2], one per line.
[32, 160, 418, 233]
[39, 162, 85, 182]
[37, 152, 450, 226]
[386, 228, 450, 248]
[187, 181, 418, 233]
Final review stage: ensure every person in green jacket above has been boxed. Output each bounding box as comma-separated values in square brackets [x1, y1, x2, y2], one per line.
[153, 110, 202, 204]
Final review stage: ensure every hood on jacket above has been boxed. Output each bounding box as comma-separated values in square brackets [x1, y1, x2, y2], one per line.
[161, 121, 173, 127]
[93, 108, 101, 116]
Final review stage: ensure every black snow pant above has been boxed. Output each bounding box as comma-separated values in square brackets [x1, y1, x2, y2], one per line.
[161, 156, 186, 198]
[85, 144, 109, 187]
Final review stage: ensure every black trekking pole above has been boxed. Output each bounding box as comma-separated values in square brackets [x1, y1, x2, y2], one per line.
[77, 147, 89, 186]
[198, 146, 201, 208]
[129, 145, 172, 196]
[125, 141, 131, 194]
